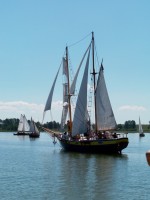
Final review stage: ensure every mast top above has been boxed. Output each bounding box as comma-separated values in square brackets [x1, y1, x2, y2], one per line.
[92, 32, 94, 41]
[66, 46, 68, 52]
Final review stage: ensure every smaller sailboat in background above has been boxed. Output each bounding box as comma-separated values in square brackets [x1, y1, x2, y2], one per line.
[14, 114, 30, 135]
[29, 118, 40, 138]
[139, 117, 145, 137]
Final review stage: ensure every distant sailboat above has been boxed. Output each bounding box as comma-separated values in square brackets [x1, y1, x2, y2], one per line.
[29, 118, 40, 138]
[14, 114, 30, 135]
[139, 117, 145, 137]
[42, 32, 129, 154]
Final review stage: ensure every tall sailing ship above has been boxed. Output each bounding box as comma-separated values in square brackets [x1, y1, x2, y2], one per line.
[42, 32, 129, 154]
[14, 114, 30, 135]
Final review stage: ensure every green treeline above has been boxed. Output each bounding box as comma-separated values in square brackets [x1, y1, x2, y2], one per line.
[0, 118, 19, 131]
[0, 119, 150, 132]
[0, 118, 61, 132]
[117, 120, 150, 132]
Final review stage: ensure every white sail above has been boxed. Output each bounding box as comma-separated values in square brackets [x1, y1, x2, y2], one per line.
[34, 123, 39, 134]
[23, 115, 30, 132]
[72, 49, 90, 136]
[61, 45, 91, 129]
[34, 125, 39, 133]
[95, 64, 117, 130]
[139, 117, 143, 134]
[43, 65, 61, 113]
[70, 44, 91, 95]
[17, 114, 24, 132]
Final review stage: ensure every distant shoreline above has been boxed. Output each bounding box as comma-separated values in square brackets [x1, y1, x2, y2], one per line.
[1, 130, 150, 133]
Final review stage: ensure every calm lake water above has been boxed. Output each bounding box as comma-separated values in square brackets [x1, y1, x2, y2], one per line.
[0, 132, 150, 200]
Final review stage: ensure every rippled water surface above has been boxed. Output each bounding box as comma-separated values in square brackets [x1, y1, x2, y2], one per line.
[0, 132, 150, 200]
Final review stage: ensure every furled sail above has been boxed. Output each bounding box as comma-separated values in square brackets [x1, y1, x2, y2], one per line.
[72, 49, 90, 136]
[61, 84, 69, 129]
[18, 114, 24, 132]
[61, 58, 69, 129]
[95, 64, 117, 130]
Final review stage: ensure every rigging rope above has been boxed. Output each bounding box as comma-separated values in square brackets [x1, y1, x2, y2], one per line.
[68, 32, 91, 48]
[94, 43, 100, 68]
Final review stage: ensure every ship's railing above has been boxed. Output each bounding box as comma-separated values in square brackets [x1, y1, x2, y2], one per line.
[117, 132, 128, 138]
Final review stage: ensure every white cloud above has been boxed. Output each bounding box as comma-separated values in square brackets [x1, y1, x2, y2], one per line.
[0, 101, 44, 121]
[0, 101, 44, 111]
[52, 100, 63, 108]
[0, 100, 64, 122]
[119, 105, 147, 111]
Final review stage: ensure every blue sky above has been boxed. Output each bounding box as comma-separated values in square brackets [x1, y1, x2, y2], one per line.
[0, 0, 150, 125]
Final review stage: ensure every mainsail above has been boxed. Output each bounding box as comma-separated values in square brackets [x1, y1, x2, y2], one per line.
[17, 114, 24, 132]
[72, 49, 91, 136]
[30, 118, 39, 134]
[95, 64, 117, 130]
[18, 114, 30, 132]
[23, 115, 30, 132]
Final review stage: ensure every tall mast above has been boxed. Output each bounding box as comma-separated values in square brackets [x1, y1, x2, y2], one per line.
[66, 46, 72, 133]
[91, 32, 97, 133]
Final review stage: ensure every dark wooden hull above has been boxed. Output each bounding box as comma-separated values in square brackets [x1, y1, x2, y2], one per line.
[29, 133, 40, 138]
[139, 133, 145, 137]
[14, 132, 29, 136]
[58, 137, 129, 154]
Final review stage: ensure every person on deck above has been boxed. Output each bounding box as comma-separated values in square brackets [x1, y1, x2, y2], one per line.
[103, 131, 107, 139]
[113, 132, 118, 138]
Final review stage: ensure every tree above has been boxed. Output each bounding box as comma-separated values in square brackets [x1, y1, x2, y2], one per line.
[124, 120, 136, 130]
[117, 124, 123, 130]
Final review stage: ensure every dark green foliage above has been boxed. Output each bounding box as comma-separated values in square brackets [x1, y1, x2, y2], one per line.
[116, 120, 138, 132]
[43, 121, 60, 130]
[0, 118, 60, 132]
[117, 124, 123, 130]
[0, 118, 19, 131]
[124, 120, 136, 130]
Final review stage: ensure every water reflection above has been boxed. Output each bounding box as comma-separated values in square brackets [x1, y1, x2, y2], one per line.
[43, 150, 128, 200]
[2, 132, 150, 200]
